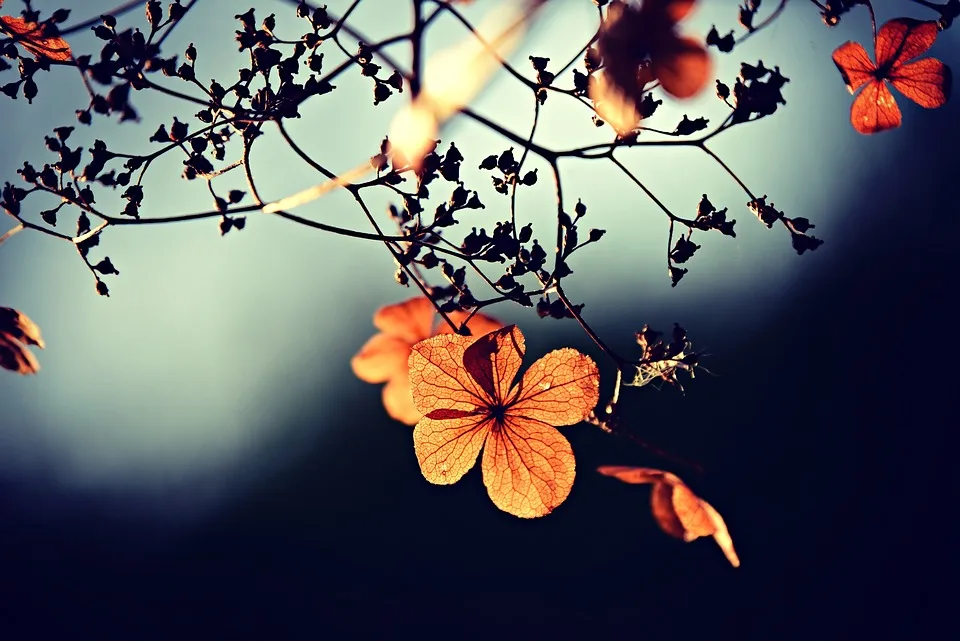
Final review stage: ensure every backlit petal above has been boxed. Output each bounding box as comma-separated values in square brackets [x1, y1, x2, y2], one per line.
[462, 325, 525, 405]
[382, 372, 421, 425]
[414, 411, 491, 485]
[889, 57, 951, 108]
[373, 296, 436, 344]
[875, 18, 938, 71]
[509, 348, 599, 426]
[409, 333, 489, 415]
[832, 40, 876, 93]
[350, 332, 409, 383]
[850, 79, 901, 134]
[481, 416, 575, 518]
[651, 36, 711, 99]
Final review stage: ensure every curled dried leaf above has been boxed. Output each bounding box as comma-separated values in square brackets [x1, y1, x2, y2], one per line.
[598, 465, 739, 567]
[0, 306, 45, 375]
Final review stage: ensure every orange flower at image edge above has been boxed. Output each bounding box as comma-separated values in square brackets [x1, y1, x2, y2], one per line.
[351, 297, 502, 425]
[832, 18, 951, 135]
[409, 325, 600, 518]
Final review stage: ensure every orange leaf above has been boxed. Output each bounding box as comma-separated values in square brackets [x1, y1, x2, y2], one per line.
[889, 58, 951, 109]
[0, 306, 45, 375]
[874, 18, 938, 70]
[351, 332, 409, 383]
[598, 465, 740, 567]
[831, 41, 875, 94]
[462, 325, 525, 405]
[411, 325, 598, 518]
[413, 410, 491, 485]
[0, 15, 72, 62]
[410, 332, 488, 415]
[650, 36, 711, 100]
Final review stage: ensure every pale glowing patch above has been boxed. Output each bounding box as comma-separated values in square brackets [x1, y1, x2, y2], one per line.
[262, 163, 371, 214]
[260, 0, 545, 214]
[390, 0, 545, 168]
[389, 104, 439, 169]
[589, 71, 641, 136]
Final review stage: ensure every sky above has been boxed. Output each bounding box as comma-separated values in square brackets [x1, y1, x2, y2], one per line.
[0, 0, 955, 520]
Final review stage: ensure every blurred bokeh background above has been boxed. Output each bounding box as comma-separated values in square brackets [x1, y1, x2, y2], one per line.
[0, 0, 954, 638]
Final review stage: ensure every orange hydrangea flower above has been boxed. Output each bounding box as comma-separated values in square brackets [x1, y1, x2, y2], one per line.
[832, 17, 951, 135]
[409, 325, 600, 518]
[598, 465, 740, 567]
[593, 0, 711, 131]
[351, 297, 502, 425]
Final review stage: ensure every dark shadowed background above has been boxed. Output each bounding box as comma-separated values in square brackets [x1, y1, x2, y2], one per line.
[1, 1, 955, 638]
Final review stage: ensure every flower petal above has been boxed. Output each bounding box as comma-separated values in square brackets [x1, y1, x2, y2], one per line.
[832, 40, 876, 94]
[850, 79, 901, 134]
[642, 0, 696, 23]
[481, 416, 575, 518]
[413, 411, 491, 485]
[382, 371, 421, 425]
[409, 333, 489, 415]
[373, 296, 436, 344]
[509, 348, 599, 426]
[350, 332, 410, 383]
[889, 57, 951, 108]
[651, 36, 711, 99]
[875, 18, 938, 71]
[462, 325, 525, 405]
